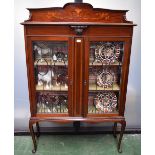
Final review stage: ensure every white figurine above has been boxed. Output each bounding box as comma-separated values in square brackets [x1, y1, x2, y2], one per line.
[38, 70, 52, 89]
[53, 54, 57, 62]
[35, 45, 50, 59]
[34, 45, 38, 50]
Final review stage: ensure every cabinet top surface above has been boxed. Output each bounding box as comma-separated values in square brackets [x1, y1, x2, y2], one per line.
[21, 3, 136, 26]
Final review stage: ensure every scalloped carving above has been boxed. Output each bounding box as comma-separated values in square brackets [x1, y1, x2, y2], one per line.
[25, 3, 132, 23]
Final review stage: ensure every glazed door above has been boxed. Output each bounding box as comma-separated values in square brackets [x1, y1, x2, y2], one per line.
[27, 37, 73, 117]
[84, 37, 131, 117]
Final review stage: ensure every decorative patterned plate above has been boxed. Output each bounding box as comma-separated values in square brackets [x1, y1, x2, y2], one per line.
[97, 68, 117, 88]
[94, 92, 117, 113]
[95, 42, 120, 64]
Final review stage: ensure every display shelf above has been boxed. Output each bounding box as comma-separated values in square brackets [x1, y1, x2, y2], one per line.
[37, 103, 68, 114]
[89, 61, 122, 66]
[34, 59, 68, 66]
[89, 83, 120, 91]
[36, 84, 68, 91]
[88, 105, 118, 114]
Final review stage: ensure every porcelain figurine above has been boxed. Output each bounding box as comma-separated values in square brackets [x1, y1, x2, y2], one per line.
[53, 54, 57, 62]
[38, 70, 52, 89]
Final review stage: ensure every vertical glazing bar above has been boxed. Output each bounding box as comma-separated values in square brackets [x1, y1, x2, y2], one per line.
[95, 66, 97, 91]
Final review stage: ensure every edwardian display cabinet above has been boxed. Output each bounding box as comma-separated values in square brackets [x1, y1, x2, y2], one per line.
[21, 1, 136, 153]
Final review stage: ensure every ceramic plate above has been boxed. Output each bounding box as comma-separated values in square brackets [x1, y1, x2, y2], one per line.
[94, 92, 117, 113]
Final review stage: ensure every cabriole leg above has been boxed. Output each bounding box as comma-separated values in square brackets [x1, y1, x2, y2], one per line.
[36, 122, 40, 137]
[117, 120, 126, 153]
[29, 120, 37, 153]
[113, 122, 117, 138]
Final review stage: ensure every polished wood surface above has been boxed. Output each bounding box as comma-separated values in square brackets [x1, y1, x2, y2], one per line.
[74, 38, 84, 116]
[25, 25, 133, 36]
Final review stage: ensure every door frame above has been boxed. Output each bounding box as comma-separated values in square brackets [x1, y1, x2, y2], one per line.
[26, 36, 74, 117]
[83, 37, 133, 117]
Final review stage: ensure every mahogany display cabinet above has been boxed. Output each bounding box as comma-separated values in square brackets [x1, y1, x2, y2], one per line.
[21, 2, 136, 153]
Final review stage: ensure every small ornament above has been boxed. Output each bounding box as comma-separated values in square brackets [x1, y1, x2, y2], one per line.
[34, 45, 38, 50]
[53, 54, 57, 62]
[64, 54, 68, 62]
[56, 52, 65, 62]
[37, 49, 42, 57]
[65, 84, 68, 89]
[38, 70, 52, 89]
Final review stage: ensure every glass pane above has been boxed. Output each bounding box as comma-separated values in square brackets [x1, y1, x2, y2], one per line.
[33, 41, 69, 114]
[88, 41, 124, 114]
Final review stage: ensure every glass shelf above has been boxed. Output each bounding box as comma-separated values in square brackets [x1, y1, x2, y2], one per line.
[89, 83, 120, 91]
[34, 59, 68, 66]
[88, 105, 118, 114]
[36, 84, 68, 91]
[89, 60, 122, 66]
[37, 103, 68, 114]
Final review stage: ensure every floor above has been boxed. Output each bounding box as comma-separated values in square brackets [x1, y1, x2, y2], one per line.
[14, 134, 141, 155]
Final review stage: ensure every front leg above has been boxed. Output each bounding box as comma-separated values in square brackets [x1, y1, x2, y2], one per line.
[36, 122, 40, 138]
[113, 122, 117, 138]
[29, 120, 37, 153]
[117, 120, 126, 153]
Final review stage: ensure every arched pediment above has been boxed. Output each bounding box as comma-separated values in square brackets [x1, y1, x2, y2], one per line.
[24, 3, 132, 24]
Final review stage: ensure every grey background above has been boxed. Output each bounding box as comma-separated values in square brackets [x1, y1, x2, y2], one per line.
[14, 0, 141, 132]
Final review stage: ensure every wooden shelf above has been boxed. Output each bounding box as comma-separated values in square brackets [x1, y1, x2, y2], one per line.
[36, 84, 68, 91]
[89, 61, 122, 66]
[89, 83, 120, 91]
[34, 59, 68, 66]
